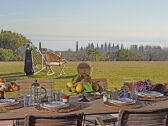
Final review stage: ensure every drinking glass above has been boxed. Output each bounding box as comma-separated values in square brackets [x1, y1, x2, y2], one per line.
[54, 90, 61, 101]
[113, 88, 119, 100]
[130, 89, 138, 103]
[110, 89, 115, 100]
[24, 94, 32, 107]
[123, 77, 134, 90]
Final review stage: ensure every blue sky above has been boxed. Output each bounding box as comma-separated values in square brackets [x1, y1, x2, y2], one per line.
[1, 0, 168, 50]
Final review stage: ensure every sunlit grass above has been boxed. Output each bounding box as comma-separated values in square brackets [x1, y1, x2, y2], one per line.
[0, 61, 168, 96]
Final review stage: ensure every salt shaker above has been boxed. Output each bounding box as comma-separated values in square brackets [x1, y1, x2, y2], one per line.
[103, 94, 108, 102]
[102, 89, 108, 102]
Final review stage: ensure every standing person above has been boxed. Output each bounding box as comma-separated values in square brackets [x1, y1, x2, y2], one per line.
[24, 43, 34, 76]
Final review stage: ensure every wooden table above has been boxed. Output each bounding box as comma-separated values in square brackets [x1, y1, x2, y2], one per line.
[0, 97, 118, 120]
[0, 96, 167, 121]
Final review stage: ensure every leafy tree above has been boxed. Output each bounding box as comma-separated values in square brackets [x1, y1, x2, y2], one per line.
[85, 47, 104, 61]
[0, 30, 29, 52]
[106, 51, 117, 61]
[0, 48, 14, 61]
[104, 42, 107, 52]
[108, 43, 111, 51]
[106, 49, 142, 61]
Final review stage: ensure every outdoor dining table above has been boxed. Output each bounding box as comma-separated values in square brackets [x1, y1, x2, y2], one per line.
[0, 95, 167, 121]
[0, 98, 118, 121]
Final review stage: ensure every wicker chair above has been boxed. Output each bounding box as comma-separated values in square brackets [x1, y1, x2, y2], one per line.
[77, 62, 92, 75]
[24, 113, 84, 126]
[96, 107, 168, 126]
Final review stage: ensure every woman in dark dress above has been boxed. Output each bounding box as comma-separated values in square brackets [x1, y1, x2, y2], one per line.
[24, 43, 34, 76]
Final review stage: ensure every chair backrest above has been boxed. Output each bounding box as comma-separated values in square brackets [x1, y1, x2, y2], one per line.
[77, 63, 92, 75]
[91, 78, 107, 89]
[16, 79, 54, 99]
[118, 107, 168, 126]
[24, 113, 84, 126]
[45, 52, 61, 62]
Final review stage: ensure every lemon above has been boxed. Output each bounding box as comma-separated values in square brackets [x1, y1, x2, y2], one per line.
[76, 83, 83, 93]
[66, 82, 73, 88]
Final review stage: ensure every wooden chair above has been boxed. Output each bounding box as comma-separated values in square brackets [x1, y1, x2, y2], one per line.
[18, 43, 67, 76]
[24, 113, 84, 126]
[16, 79, 54, 100]
[31, 45, 67, 76]
[96, 107, 168, 126]
[45, 52, 67, 75]
[85, 78, 117, 126]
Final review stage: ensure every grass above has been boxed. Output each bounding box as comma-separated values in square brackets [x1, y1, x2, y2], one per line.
[0, 61, 168, 95]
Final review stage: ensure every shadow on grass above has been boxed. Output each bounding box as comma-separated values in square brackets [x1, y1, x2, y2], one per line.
[0, 72, 24, 76]
[0, 72, 26, 82]
[55, 75, 74, 79]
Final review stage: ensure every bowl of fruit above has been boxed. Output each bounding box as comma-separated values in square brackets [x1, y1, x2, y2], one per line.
[67, 73, 103, 102]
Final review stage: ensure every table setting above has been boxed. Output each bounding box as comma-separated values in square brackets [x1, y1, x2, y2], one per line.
[101, 79, 168, 108]
[103, 85, 142, 109]
[0, 78, 22, 111]
[132, 80, 168, 101]
[20, 80, 81, 113]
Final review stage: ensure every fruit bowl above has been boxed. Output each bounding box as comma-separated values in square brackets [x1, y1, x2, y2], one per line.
[66, 73, 103, 102]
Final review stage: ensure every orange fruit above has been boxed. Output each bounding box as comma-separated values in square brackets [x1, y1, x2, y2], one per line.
[92, 83, 99, 91]
[0, 78, 5, 83]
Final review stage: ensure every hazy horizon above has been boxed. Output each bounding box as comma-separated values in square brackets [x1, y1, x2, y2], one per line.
[1, 0, 168, 50]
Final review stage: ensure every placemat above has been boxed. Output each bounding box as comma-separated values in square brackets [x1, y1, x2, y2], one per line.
[36, 102, 81, 113]
[138, 96, 168, 101]
[88, 94, 103, 99]
[0, 102, 23, 111]
[104, 101, 142, 109]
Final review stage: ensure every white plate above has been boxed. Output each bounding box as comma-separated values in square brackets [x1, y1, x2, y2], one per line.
[136, 91, 163, 97]
[108, 99, 126, 104]
[42, 101, 66, 108]
[0, 99, 18, 106]
[119, 98, 136, 103]
[26, 93, 50, 97]
[0, 98, 16, 103]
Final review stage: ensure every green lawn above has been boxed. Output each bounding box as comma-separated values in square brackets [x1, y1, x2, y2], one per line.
[0, 61, 168, 93]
